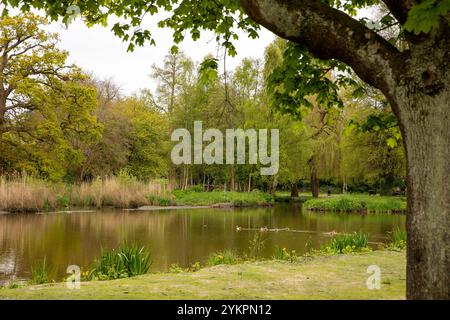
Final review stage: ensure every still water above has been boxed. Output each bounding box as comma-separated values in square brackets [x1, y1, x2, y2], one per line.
[0, 204, 405, 282]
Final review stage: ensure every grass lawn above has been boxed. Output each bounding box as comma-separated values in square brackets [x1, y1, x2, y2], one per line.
[171, 190, 274, 206]
[303, 194, 406, 212]
[0, 250, 405, 300]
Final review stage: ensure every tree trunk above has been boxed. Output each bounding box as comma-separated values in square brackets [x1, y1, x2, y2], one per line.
[229, 164, 235, 192]
[290, 182, 299, 197]
[308, 157, 319, 198]
[398, 87, 450, 300]
[270, 175, 278, 195]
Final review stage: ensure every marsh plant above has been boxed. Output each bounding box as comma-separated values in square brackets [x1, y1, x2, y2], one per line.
[387, 227, 407, 250]
[248, 232, 268, 258]
[273, 247, 298, 262]
[324, 232, 370, 254]
[89, 244, 151, 280]
[206, 250, 240, 266]
[30, 257, 50, 285]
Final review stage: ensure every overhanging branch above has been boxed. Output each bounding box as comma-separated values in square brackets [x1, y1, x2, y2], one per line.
[240, 0, 406, 101]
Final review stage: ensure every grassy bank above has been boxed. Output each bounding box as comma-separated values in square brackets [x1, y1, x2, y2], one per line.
[303, 194, 406, 212]
[0, 250, 405, 299]
[172, 190, 273, 207]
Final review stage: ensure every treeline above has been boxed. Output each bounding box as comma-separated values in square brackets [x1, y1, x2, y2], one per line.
[0, 14, 406, 196]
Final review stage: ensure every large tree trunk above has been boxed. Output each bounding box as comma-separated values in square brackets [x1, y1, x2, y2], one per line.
[398, 87, 450, 300]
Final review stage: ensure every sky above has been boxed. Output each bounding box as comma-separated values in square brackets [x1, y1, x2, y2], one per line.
[45, 16, 276, 96]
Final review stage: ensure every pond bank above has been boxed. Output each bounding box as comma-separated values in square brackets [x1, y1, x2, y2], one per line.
[0, 250, 405, 300]
[303, 195, 406, 213]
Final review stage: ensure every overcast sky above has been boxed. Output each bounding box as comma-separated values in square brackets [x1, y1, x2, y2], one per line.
[45, 16, 275, 96]
[37, 6, 374, 97]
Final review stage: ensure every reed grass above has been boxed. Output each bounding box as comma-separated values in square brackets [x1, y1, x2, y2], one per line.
[30, 257, 50, 285]
[0, 175, 168, 212]
[387, 227, 407, 250]
[89, 244, 151, 280]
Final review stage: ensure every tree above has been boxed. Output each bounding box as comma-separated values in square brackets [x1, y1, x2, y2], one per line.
[0, 13, 101, 180]
[3, 0, 449, 299]
[0, 13, 70, 135]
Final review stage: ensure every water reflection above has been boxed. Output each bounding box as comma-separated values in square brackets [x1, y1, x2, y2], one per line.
[0, 204, 405, 281]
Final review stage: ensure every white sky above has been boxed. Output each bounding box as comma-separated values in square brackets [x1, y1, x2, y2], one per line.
[45, 16, 275, 96]
[11, 5, 375, 96]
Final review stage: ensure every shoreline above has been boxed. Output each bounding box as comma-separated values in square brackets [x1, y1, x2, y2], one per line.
[0, 250, 406, 300]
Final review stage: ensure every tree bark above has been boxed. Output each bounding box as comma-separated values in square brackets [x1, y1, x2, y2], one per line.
[398, 88, 450, 300]
[290, 182, 299, 197]
[240, 0, 449, 299]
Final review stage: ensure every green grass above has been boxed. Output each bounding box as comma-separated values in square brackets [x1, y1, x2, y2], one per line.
[303, 194, 406, 212]
[30, 257, 50, 285]
[172, 190, 274, 206]
[0, 250, 406, 300]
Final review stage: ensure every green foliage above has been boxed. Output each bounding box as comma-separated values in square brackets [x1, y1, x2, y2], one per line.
[89, 244, 151, 280]
[0, 14, 102, 181]
[273, 247, 298, 262]
[168, 263, 184, 273]
[304, 195, 406, 212]
[387, 228, 407, 250]
[173, 190, 273, 206]
[30, 257, 50, 285]
[248, 232, 267, 258]
[206, 250, 240, 266]
[325, 232, 370, 254]
[267, 42, 358, 120]
[405, 0, 450, 34]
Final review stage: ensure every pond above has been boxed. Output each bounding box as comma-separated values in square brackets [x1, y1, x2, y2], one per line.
[0, 204, 405, 282]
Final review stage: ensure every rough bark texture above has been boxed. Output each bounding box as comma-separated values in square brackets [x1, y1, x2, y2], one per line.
[394, 38, 450, 299]
[240, 0, 449, 299]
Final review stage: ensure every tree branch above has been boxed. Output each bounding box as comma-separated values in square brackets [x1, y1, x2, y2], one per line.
[380, 0, 417, 25]
[240, 0, 406, 102]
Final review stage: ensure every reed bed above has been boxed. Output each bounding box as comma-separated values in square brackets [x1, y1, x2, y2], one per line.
[0, 175, 168, 212]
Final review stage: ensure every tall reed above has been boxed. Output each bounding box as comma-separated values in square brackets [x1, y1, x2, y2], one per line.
[0, 174, 168, 212]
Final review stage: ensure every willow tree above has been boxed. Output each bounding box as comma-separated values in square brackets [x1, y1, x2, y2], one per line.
[2, 0, 449, 299]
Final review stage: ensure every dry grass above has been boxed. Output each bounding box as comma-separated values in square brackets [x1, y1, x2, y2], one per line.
[0, 175, 168, 212]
